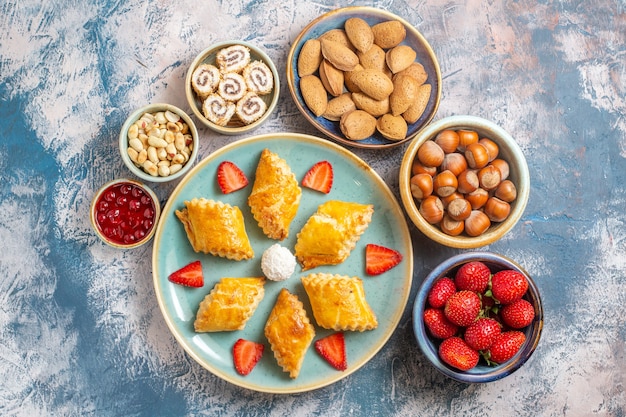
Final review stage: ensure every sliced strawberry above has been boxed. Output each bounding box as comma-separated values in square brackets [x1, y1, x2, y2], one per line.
[168, 260, 203, 287]
[302, 161, 333, 193]
[314, 332, 347, 371]
[233, 338, 264, 376]
[217, 161, 249, 194]
[365, 244, 403, 275]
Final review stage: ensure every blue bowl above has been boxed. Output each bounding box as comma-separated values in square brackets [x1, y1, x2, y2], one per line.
[286, 6, 442, 149]
[412, 252, 543, 383]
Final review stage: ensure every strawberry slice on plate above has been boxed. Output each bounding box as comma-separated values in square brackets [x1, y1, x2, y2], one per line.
[217, 161, 249, 194]
[168, 260, 204, 287]
[233, 338, 264, 376]
[365, 244, 403, 275]
[302, 160, 333, 193]
[315, 332, 347, 371]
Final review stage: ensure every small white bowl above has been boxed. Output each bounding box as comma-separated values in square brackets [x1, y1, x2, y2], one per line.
[185, 40, 280, 135]
[119, 103, 199, 183]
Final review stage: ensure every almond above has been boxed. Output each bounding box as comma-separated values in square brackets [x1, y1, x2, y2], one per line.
[390, 74, 419, 116]
[320, 38, 359, 71]
[300, 74, 328, 117]
[372, 20, 406, 49]
[344, 63, 364, 93]
[319, 29, 356, 51]
[386, 45, 417, 74]
[352, 92, 390, 117]
[357, 44, 387, 71]
[345, 17, 374, 53]
[403, 83, 432, 124]
[319, 60, 345, 97]
[323, 92, 356, 121]
[376, 113, 408, 141]
[396, 62, 428, 85]
[297, 39, 322, 77]
[350, 68, 394, 101]
[340, 109, 377, 140]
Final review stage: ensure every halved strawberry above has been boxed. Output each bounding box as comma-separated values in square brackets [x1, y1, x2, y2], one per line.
[168, 260, 203, 287]
[302, 160, 333, 194]
[314, 332, 347, 371]
[217, 161, 249, 194]
[233, 338, 264, 376]
[365, 244, 403, 275]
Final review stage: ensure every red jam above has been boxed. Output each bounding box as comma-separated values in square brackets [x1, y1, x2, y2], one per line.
[94, 182, 156, 246]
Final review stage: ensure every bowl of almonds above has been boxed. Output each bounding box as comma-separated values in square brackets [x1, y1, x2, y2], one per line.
[119, 103, 199, 183]
[287, 6, 442, 149]
[398, 115, 530, 248]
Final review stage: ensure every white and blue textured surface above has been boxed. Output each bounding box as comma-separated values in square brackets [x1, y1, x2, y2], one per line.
[1, 0, 625, 416]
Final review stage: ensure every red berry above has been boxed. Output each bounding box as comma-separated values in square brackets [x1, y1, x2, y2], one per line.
[217, 161, 249, 194]
[365, 244, 403, 275]
[314, 332, 347, 371]
[302, 160, 333, 194]
[491, 270, 529, 304]
[464, 317, 501, 351]
[427, 277, 456, 308]
[168, 260, 204, 287]
[423, 308, 459, 339]
[485, 331, 526, 364]
[232, 339, 264, 376]
[501, 299, 535, 329]
[444, 290, 481, 327]
[455, 261, 491, 293]
[439, 336, 480, 371]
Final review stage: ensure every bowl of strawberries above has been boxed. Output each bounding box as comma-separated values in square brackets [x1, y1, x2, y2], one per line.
[412, 251, 543, 383]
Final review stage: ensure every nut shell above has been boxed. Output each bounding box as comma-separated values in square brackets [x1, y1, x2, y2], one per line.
[345, 17, 374, 53]
[402, 83, 431, 124]
[300, 74, 328, 117]
[390, 74, 419, 116]
[297, 39, 322, 77]
[320, 38, 359, 71]
[372, 20, 407, 49]
[339, 109, 377, 140]
[386, 45, 417, 74]
[322, 93, 356, 121]
[349, 69, 394, 101]
[376, 113, 408, 141]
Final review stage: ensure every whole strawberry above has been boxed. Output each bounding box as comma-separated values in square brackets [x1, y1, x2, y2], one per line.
[427, 277, 456, 308]
[439, 336, 480, 371]
[455, 261, 491, 293]
[490, 269, 529, 305]
[423, 308, 459, 339]
[485, 330, 526, 364]
[501, 299, 535, 329]
[464, 317, 502, 351]
[444, 290, 481, 327]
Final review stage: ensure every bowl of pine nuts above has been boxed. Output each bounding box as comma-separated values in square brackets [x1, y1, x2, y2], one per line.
[119, 103, 199, 183]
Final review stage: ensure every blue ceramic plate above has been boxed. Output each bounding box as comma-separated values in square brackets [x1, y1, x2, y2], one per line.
[152, 133, 413, 393]
[286, 6, 442, 149]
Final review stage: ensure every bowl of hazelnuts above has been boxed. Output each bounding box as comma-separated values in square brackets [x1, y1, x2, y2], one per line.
[399, 115, 530, 248]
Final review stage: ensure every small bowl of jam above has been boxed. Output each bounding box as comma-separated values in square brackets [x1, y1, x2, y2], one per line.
[90, 178, 161, 248]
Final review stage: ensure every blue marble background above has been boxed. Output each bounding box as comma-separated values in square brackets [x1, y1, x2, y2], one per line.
[1, 0, 625, 416]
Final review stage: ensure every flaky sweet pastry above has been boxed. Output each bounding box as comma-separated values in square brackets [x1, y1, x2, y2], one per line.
[175, 198, 254, 260]
[264, 288, 315, 379]
[294, 200, 374, 270]
[194, 277, 265, 332]
[248, 149, 302, 241]
[301, 273, 378, 331]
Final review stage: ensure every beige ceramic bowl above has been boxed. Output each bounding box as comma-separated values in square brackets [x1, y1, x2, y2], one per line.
[185, 40, 280, 135]
[399, 115, 530, 248]
[90, 178, 161, 249]
[287, 6, 442, 149]
[119, 103, 199, 183]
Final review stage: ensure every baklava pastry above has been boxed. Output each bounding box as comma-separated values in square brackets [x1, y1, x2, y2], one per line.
[194, 277, 265, 332]
[264, 288, 315, 379]
[175, 198, 254, 260]
[248, 149, 302, 240]
[301, 273, 378, 331]
[294, 200, 374, 270]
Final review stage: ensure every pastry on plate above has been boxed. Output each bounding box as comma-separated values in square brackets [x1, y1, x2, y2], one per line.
[301, 273, 378, 331]
[194, 277, 265, 332]
[264, 288, 315, 379]
[248, 149, 302, 240]
[294, 200, 374, 270]
[175, 198, 254, 260]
